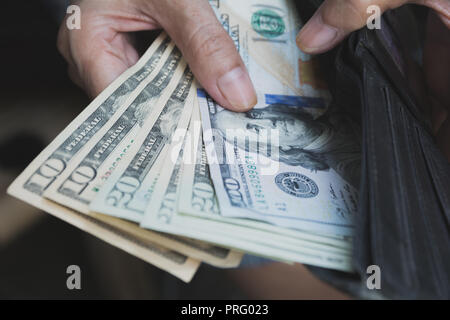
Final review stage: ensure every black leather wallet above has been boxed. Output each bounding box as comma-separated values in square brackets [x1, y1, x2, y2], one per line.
[297, 1, 450, 299]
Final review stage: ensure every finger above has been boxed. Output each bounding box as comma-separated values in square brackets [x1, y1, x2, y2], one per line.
[296, 0, 449, 54]
[418, 0, 450, 28]
[150, 0, 257, 112]
[83, 55, 130, 98]
[78, 33, 140, 98]
[296, 0, 405, 54]
[58, 0, 155, 98]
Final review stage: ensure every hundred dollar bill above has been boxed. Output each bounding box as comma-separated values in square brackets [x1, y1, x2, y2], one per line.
[210, 0, 331, 113]
[200, 0, 361, 236]
[199, 90, 360, 237]
[140, 109, 352, 271]
[178, 111, 352, 252]
[44, 47, 186, 213]
[7, 35, 200, 282]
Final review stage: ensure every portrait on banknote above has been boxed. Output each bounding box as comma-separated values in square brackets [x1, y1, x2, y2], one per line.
[210, 103, 361, 187]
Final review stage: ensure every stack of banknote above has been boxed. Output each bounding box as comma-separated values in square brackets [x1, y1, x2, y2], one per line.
[8, 0, 361, 282]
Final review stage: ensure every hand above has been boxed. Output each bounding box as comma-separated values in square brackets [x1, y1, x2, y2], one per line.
[296, 0, 449, 54]
[57, 0, 257, 112]
[296, 0, 449, 160]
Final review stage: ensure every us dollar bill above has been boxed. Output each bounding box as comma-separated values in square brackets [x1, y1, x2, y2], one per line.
[18, 33, 171, 198]
[90, 89, 243, 268]
[7, 35, 200, 282]
[43, 50, 229, 268]
[139, 114, 244, 268]
[178, 110, 352, 251]
[199, 90, 360, 237]
[44, 46, 186, 213]
[89, 68, 195, 222]
[200, 0, 361, 236]
[141, 108, 352, 271]
[210, 0, 331, 112]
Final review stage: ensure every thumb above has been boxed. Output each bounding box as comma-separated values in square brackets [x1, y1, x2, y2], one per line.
[296, 0, 450, 54]
[153, 0, 257, 112]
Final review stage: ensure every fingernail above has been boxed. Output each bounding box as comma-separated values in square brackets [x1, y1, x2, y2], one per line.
[217, 67, 257, 111]
[296, 16, 338, 53]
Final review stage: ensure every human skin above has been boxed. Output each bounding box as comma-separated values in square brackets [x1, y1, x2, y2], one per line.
[58, 0, 257, 112]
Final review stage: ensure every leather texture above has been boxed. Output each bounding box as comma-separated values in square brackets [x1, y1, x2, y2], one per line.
[297, 1, 450, 299]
